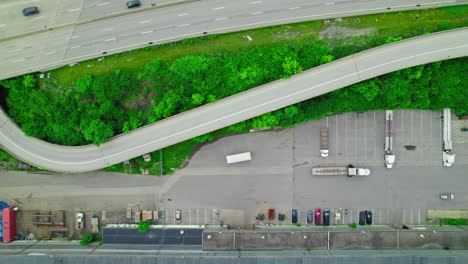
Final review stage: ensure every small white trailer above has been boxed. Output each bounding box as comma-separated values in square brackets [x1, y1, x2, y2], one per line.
[320, 128, 329, 158]
[226, 152, 252, 164]
[311, 165, 370, 177]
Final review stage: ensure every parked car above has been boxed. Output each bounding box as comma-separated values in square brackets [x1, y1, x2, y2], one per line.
[278, 213, 286, 221]
[126, 0, 141, 8]
[23, 6, 40, 16]
[307, 210, 314, 224]
[335, 209, 342, 223]
[314, 208, 321, 225]
[323, 209, 330, 226]
[365, 211, 373, 225]
[359, 211, 366, 226]
[440, 193, 455, 200]
[292, 209, 298, 224]
[76, 212, 85, 230]
[257, 213, 265, 221]
[175, 209, 182, 224]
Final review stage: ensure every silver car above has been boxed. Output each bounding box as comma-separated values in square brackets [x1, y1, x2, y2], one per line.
[440, 193, 455, 200]
[175, 209, 182, 224]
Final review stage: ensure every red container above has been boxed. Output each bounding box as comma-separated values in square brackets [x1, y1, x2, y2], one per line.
[268, 209, 275, 220]
[2, 207, 16, 243]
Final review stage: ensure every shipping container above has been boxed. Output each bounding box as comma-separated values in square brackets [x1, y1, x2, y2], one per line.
[2, 208, 16, 243]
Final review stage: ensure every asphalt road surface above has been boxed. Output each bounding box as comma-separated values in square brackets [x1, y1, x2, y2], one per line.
[0, 29, 467, 172]
[0, 0, 465, 80]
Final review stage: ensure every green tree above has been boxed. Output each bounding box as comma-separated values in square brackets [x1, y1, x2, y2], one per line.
[351, 80, 380, 102]
[191, 93, 205, 106]
[22, 75, 37, 88]
[282, 57, 303, 78]
[81, 120, 114, 146]
[252, 113, 279, 129]
[138, 220, 150, 233]
[75, 75, 93, 94]
[79, 234, 95, 246]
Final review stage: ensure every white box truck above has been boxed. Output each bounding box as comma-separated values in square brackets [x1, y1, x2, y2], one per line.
[320, 128, 329, 158]
[226, 152, 252, 164]
[312, 165, 370, 177]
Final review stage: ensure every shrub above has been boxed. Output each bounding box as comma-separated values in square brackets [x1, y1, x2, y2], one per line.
[138, 220, 150, 233]
[348, 223, 357, 229]
[79, 234, 95, 246]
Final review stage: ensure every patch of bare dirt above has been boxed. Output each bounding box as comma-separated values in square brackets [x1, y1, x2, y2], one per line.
[319, 26, 376, 39]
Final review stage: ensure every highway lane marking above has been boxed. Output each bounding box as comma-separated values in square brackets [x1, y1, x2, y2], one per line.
[97, 2, 110, 7]
[215, 17, 228, 21]
[212, 7, 225, 10]
[71, 36, 79, 39]
[140, 31, 153, 34]
[71, 45, 80, 49]
[250, 12, 263, 15]
[0, 24, 6, 27]
[67, 8, 81, 12]
[325, 2, 335, 5]
[250, 1, 263, 4]
[105, 38, 116, 42]
[139, 20, 151, 24]
[11, 58, 25, 62]
[46, 51, 56, 55]
[0, 40, 466, 167]
[8, 49, 22, 53]
[32, 16, 44, 20]
[289, 7, 300, 10]
[178, 13, 189, 17]
[103, 28, 113, 31]
[177, 24, 190, 28]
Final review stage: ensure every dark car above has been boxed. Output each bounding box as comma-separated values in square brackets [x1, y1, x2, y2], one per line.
[359, 211, 366, 226]
[292, 209, 298, 224]
[314, 208, 321, 225]
[278, 213, 285, 221]
[323, 209, 330, 226]
[126, 0, 141, 8]
[365, 211, 373, 225]
[306, 210, 313, 224]
[23, 6, 40, 16]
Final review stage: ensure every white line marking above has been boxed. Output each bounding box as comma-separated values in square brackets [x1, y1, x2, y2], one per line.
[215, 17, 227, 21]
[46, 51, 56, 55]
[32, 16, 43, 20]
[139, 20, 151, 24]
[0, 24, 6, 27]
[212, 7, 224, 10]
[71, 36, 78, 39]
[71, 45, 80, 49]
[289, 7, 300, 10]
[97, 2, 110, 6]
[8, 49, 22, 53]
[178, 13, 188, 17]
[0, 41, 465, 166]
[325, 2, 335, 5]
[250, 1, 263, 3]
[105, 38, 115, 42]
[11, 58, 25, 62]
[103, 28, 113, 31]
[67, 8, 81, 12]
[140, 31, 152, 34]
[177, 24, 190, 28]
[250, 12, 263, 15]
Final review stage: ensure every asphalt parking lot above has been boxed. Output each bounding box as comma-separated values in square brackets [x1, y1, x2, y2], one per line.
[163, 110, 467, 226]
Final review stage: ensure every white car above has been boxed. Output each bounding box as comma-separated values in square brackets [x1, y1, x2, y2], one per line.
[76, 212, 85, 230]
[440, 193, 455, 200]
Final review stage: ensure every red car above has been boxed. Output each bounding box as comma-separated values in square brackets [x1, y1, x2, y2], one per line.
[314, 208, 322, 225]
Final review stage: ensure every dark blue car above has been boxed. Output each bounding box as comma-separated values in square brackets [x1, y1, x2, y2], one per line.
[292, 209, 298, 224]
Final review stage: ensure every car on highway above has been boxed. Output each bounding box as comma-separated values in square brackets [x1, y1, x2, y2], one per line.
[440, 193, 455, 200]
[23, 7, 40, 16]
[307, 210, 313, 224]
[314, 208, 321, 225]
[323, 209, 330, 226]
[365, 211, 373, 225]
[76, 212, 85, 230]
[359, 211, 366, 226]
[126, 0, 141, 8]
[175, 209, 182, 224]
[292, 209, 298, 224]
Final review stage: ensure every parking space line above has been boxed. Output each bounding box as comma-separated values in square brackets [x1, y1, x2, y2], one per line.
[364, 112, 367, 161]
[410, 208, 413, 225]
[411, 111, 414, 142]
[403, 208, 406, 225]
[345, 113, 348, 159]
[379, 208, 382, 224]
[189, 210, 192, 225]
[205, 208, 207, 224]
[373, 112, 377, 159]
[197, 209, 199, 224]
[401, 110, 404, 133]
[335, 115, 339, 161]
[386, 209, 389, 224]
[420, 111, 424, 163]
[418, 208, 421, 224]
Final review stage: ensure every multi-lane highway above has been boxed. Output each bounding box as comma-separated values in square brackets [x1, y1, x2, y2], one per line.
[0, 28, 467, 172]
[0, 0, 465, 80]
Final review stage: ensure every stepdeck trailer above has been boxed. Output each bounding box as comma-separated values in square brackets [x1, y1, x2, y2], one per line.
[2, 207, 16, 243]
[226, 152, 252, 164]
[442, 108, 456, 167]
[384, 110, 395, 168]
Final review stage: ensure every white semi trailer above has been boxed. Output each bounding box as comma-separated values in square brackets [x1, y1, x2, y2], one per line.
[312, 165, 370, 177]
[442, 108, 455, 167]
[320, 128, 329, 158]
[384, 110, 395, 168]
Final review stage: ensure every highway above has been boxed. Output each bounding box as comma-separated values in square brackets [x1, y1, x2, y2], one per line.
[0, 0, 465, 80]
[0, 28, 467, 172]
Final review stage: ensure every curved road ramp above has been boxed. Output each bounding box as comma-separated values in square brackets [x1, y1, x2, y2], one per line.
[0, 28, 467, 172]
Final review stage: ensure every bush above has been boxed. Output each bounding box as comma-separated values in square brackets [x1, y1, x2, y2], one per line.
[439, 218, 468, 226]
[79, 234, 95, 246]
[138, 220, 150, 233]
[348, 223, 357, 229]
